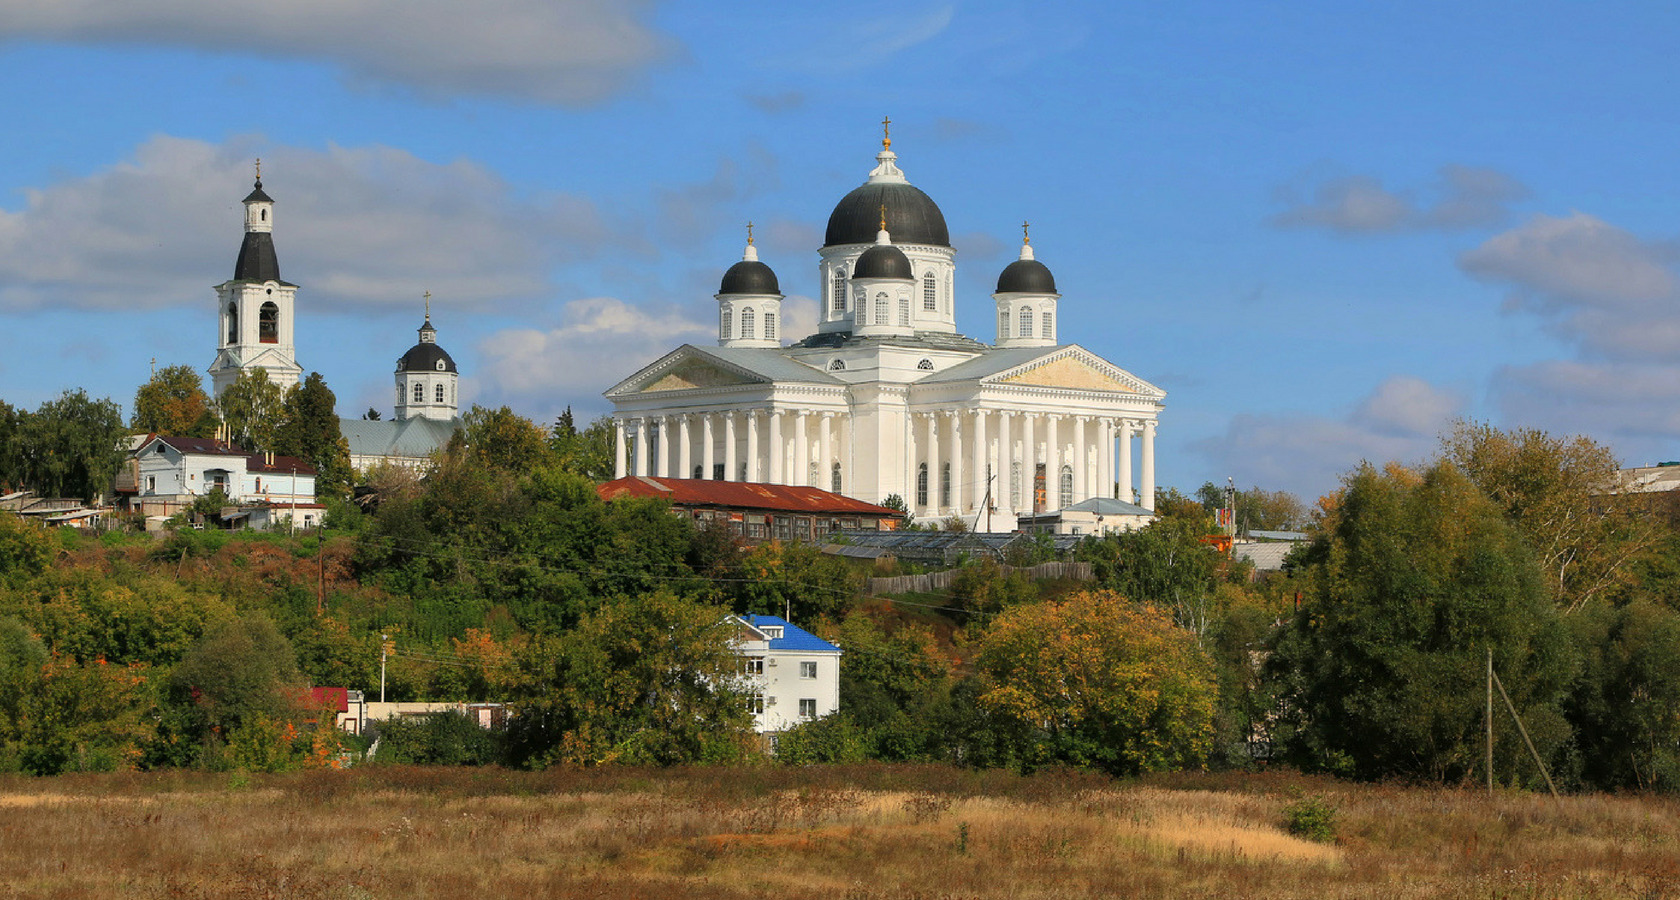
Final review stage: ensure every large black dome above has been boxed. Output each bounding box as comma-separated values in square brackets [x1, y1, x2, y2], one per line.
[398, 342, 457, 374]
[719, 259, 780, 295]
[825, 183, 949, 248]
[855, 243, 914, 280]
[997, 258, 1057, 294]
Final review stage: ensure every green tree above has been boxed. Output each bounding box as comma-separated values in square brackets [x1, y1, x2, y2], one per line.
[1077, 517, 1222, 634]
[163, 614, 305, 766]
[1272, 462, 1576, 783]
[973, 590, 1217, 775]
[0, 400, 21, 490]
[460, 404, 551, 473]
[131, 364, 217, 437]
[12, 389, 127, 500]
[1441, 421, 1655, 612]
[0, 514, 52, 585]
[273, 371, 353, 500]
[217, 368, 286, 452]
[731, 539, 860, 623]
[505, 590, 753, 767]
[548, 414, 616, 481]
[1565, 599, 1680, 791]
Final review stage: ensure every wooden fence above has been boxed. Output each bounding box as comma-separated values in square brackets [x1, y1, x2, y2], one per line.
[867, 561, 1092, 596]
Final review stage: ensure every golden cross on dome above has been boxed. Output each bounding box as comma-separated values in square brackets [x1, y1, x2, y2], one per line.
[746, 221, 754, 245]
[1022, 220, 1031, 245]
[254, 158, 262, 180]
[423, 290, 431, 320]
[882, 116, 891, 150]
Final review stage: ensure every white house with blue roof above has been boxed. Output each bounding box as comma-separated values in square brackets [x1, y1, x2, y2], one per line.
[730, 614, 842, 734]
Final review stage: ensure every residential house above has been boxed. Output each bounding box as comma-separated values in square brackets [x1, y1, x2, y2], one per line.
[1018, 495, 1155, 536]
[120, 435, 322, 527]
[729, 614, 842, 734]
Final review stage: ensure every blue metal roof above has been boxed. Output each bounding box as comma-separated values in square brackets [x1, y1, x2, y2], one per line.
[742, 615, 841, 653]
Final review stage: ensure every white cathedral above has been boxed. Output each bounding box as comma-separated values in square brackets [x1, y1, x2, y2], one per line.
[606, 129, 1166, 525]
[206, 171, 464, 468]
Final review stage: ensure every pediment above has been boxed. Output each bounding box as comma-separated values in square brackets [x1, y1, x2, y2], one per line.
[607, 346, 772, 397]
[990, 348, 1164, 398]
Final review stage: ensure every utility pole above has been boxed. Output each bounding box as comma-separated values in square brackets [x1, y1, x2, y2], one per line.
[317, 523, 326, 615]
[1487, 647, 1494, 797]
[289, 465, 297, 536]
[380, 634, 389, 703]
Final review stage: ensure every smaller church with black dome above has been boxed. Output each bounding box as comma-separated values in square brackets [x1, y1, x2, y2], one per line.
[607, 125, 1166, 526]
[207, 171, 464, 470]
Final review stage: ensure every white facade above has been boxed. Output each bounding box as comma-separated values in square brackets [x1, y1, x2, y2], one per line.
[131, 436, 316, 515]
[730, 615, 842, 734]
[607, 137, 1165, 524]
[209, 176, 303, 397]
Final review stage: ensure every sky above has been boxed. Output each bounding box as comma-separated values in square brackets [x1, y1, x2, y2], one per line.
[2, 1, 1679, 502]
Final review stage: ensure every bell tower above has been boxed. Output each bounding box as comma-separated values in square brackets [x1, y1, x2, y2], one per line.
[209, 160, 303, 397]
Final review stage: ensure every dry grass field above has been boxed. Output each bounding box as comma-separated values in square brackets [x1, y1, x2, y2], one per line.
[1, 765, 1677, 899]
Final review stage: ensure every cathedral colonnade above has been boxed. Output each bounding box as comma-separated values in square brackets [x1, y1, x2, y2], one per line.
[613, 407, 1157, 522]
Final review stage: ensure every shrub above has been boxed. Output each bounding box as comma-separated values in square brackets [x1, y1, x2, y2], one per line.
[1282, 795, 1336, 842]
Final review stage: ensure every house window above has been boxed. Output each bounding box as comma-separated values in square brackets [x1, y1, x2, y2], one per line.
[746, 693, 765, 715]
[831, 461, 842, 493]
[875, 292, 888, 325]
[1060, 465, 1073, 509]
[1042, 309, 1054, 339]
[714, 463, 725, 480]
[800, 661, 818, 679]
[412, 382, 423, 403]
[693, 465, 704, 479]
[898, 296, 909, 326]
[1011, 460, 1021, 509]
[721, 308, 731, 340]
[742, 657, 764, 676]
[832, 272, 846, 313]
[226, 303, 238, 344]
[739, 463, 748, 481]
[435, 384, 445, 404]
[765, 312, 777, 340]
[829, 359, 845, 371]
[923, 272, 937, 311]
[259, 301, 279, 343]
[941, 463, 951, 502]
[798, 698, 817, 719]
[1019, 306, 1033, 338]
[916, 463, 929, 506]
[146, 476, 156, 493]
[741, 307, 756, 339]
[998, 309, 1009, 340]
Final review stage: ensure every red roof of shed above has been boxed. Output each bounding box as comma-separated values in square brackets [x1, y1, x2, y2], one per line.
[598, 476, 899, 517]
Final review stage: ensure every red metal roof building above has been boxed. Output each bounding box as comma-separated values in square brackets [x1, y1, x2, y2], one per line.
[598, 476, 901, 541]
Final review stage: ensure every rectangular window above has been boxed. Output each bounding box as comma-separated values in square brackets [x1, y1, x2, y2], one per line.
[746, 693, 764, 715]
[742, 657, 764, 676]
[799, 661, 817, 679]
[798, 698, 817, 719]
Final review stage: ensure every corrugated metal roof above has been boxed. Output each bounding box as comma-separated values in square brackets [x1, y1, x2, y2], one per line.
[1233, 541, 1297, 571]
[1062, 496, 1153, 516]
[158, 436, 245, 456]
[742, 615, 842, 653]
[339, 416, 461, 460]
[598, 476, 898, 516]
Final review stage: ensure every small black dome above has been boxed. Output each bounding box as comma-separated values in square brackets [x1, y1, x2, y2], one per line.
[720, 259, 780, 295]
[997, 258, 1057, 294]
[243, 179, 273, 204]
[854, 243, 914, 280]
[398, 342, 457, 374]
[825, 183, 949, 247]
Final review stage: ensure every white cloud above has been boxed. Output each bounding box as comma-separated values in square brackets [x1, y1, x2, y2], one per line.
[0, 134, 610, 314]
[1272, 165, 1527, 233]
[475, 296, 709, 415]
[0, 0, 676, 104]
[1192, 376, 1466, 500]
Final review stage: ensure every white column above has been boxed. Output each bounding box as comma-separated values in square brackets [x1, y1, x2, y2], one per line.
[701, 414, 716, 479]
[1119, 419, 1134, 504]
[634, 418, 649, 477]
[819, 413, 833, 491]
[997, 410, 1012, 514]
[926, 412, 941, 514]
[1073, 416, 1088, 503]
[950, 411, 964, 516]
[1046, 414, 1060, 510]
[678, 415, 692, 479]
[724, 413, 738, 481]
[840, 415, 852, 496]
[972, 409, 988, 516]
[794, 411, 809, 486]
[746, 412, 761, 482]
[1101, 418, 1115, 499]
[653, 416, 667, 478]
[614, 419, 627, 478]
[1142, 419, 1157, 512]
[1022, 413, 1037, 512]
[768, 410, 783, 484]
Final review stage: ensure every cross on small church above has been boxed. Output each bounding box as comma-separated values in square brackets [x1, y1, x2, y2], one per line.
[746, 221, 754, 245]
[423, 290, 431, 319]
[254, 158, 261, 180]
[1022, 220, 1031, 245]
[882, 116, 891, 150]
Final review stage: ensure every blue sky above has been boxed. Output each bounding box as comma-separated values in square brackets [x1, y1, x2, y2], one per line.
[2, 1, 1679, 501]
